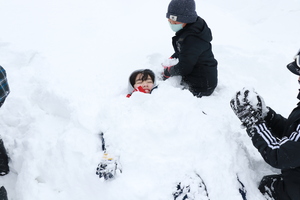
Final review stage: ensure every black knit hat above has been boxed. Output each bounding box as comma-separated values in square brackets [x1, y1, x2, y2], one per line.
[166, 0, 198, 23]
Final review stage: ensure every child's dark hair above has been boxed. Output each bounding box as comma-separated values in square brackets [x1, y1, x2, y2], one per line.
[129, 69, 155, 87]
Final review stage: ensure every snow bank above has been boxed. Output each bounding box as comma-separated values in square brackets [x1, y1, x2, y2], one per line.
[0, 0, 299, 199]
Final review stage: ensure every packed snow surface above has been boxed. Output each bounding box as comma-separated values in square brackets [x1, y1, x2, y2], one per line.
[0, 0, 299, 199]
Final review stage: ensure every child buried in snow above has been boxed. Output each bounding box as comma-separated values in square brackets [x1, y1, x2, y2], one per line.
[95, 69, 213, 199]
[96, 69, 157, 180]
[126, 69, 157, 98]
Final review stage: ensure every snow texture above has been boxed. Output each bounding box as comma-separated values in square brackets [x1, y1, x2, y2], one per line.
[0, 0, 299, 199]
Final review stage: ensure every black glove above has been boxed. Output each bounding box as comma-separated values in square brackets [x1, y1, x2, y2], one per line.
[230, 88, 268, 129]
[96, 153, 122, 180]
[161, 66, 171, 81]
[161, 57, 177, 81]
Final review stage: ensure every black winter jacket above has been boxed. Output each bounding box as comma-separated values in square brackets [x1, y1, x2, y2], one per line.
[169, 16, 218, 95]
[251, 104, 300, 199]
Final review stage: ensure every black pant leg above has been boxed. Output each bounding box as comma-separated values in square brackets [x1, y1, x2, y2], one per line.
[0, 139, 9, 176]
[259, 174, 291, 200]
[0, 186, 8, 200]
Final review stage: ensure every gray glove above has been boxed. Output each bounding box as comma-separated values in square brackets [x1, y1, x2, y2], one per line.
[230, 87, 268, 129]
[96, 153, 122, 180]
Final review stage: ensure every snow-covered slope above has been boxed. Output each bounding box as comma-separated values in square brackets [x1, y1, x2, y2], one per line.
[0, 0, 299, 199]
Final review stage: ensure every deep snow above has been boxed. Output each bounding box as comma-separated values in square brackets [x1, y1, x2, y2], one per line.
[0, 0, 299, 199]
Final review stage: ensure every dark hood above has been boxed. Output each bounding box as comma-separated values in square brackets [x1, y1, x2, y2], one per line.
[176, 16, 213, 43]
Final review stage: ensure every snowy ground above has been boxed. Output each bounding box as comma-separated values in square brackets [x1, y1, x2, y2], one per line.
[0, 0, 299, 199]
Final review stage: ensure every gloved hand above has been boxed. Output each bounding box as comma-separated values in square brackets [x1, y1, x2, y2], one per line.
[162, 66, 171, 80]
[161, 57, 178, 80]
[96, 152, 122, 180]
[230, 87, 269, 129]
[287, 50, 300, 75]
[173, 182, 191, 200]
[173, 173, 209, 200]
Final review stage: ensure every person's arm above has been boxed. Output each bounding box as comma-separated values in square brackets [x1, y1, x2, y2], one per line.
[96, 132, 122, 180]
[264, 107, 287, 138]
[249, 122, 300, 169]
[169, 36, 208, 76]
[99, 132, 106, 151]
[170, 52, 179, 59]
[0, 65, 10, 108]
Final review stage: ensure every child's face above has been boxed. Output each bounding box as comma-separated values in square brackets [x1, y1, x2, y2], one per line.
[133, 73, 154, 93]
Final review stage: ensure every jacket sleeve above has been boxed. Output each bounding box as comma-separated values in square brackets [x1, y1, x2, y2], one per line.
[250, 122, 300, 169]
[264, 107, 287, 139]
[0, 66, 10, 107]
[170, 52, 179, 59]
[169, 36, 208, 76]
